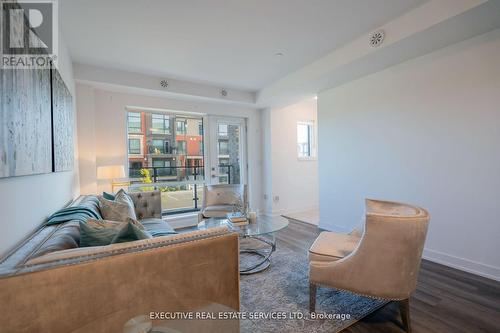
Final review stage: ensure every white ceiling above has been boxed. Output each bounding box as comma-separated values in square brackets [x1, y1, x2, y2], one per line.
[60, 0, 426, 91]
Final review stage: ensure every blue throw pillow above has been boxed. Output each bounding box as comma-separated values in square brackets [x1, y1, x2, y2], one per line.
[102, 192, 116, 200]
[111, 221, 152, 244]
[79, 220, 122, 247]
[79, 219, 152, 247]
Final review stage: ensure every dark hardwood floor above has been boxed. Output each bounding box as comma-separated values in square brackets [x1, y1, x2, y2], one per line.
[277, 219, 500, 333]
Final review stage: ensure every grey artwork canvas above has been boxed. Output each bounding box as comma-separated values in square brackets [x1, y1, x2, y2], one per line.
[52, 69, 74, 172]
[0, 68, 53, 178]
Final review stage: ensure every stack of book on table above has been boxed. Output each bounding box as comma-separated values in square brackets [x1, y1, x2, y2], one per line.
[227, 212, 248, 226]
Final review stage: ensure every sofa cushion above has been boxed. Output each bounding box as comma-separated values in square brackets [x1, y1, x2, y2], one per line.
[140, 218, 177, 237]
[308, 231, 360, 262]
[31, 221, 81, 258]
[201, 205, 234, 218]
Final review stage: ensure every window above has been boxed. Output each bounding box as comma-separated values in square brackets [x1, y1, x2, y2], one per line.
[297, 121, 315, 159]
[176, 120, 186, 134]
[126, 110, 206, 214]
[128, 112, 142, 133]
[129, 161, 143, 178]
[177, 140, 186, 154]
[153, 159, 171, 168]
[128, 138, 141, 155]
[153, 159, 173, 176]
[218, 140, 229, 155]
[150, 139, 166, 154]
[218, 124, 228, 136]
[151, 114, 170, 134]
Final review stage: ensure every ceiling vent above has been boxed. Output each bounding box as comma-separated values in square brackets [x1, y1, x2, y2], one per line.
[160, 79, 169, 88]
[369, 30, 385, 47]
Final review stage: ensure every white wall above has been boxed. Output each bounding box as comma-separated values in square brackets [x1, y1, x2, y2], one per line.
[0, 38, 79, 256]
[262, 99, 319, 217]
[318, 28, 500, 281]
[76, 85, 262, 212]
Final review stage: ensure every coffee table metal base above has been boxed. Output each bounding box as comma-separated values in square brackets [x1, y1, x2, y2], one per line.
[239, 235, 276, 275]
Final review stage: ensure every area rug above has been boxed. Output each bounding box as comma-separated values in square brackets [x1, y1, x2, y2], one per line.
[239, 240, 387, 333]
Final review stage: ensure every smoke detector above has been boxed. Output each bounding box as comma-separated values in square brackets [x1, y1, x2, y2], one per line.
[369, 30, 385, 47]
[160, 79, 169, 88]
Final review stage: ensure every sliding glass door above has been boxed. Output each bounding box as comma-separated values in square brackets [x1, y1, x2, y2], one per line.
[207, 117, 246, 186]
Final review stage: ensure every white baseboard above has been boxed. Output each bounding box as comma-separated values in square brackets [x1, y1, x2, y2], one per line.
[423, 248, 500, 282]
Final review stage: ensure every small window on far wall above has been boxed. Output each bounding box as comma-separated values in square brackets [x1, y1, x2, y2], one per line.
[297, 121, 315, 160]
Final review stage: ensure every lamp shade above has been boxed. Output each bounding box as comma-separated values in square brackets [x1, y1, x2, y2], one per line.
[97, 165, 125, 180]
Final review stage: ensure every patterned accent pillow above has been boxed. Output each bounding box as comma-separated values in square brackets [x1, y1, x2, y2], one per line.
[98, 195, 137, 222]
[80, 219, 122, 247]
[111, 220, 152, 244]
[125, 217, 146, 230]
[86, 217, 144, 229]
[80, 218, 150, 247]
[115, 189, 136, 211]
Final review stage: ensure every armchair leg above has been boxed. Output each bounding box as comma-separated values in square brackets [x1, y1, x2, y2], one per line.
[309, 283, 317, 313]
[398, 298, 412, 333]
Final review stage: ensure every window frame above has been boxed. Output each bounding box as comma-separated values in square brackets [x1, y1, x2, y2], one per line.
[150, 139, 167, 154]
[176, 120, 187, 135]
[297, 121, 316, 161]
[151, 114, 170, 134]
[218, 140, 229, 156]
[218, 123, 228, 137]
[128, 137, 142, 155]
[128, 112, 142, 134]
[177, 140, 187, 154]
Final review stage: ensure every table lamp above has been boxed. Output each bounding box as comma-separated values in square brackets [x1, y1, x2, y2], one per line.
[97, 165, 127, 193]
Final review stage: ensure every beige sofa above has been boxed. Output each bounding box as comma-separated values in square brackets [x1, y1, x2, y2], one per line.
[0, 192, 240, 332]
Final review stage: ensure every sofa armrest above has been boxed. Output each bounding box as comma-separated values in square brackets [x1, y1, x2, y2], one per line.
[0, 227, 239, 333]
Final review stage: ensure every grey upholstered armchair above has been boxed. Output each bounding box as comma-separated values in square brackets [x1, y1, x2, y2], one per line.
[198, 184, 248, 222]
[309, 199, 430, 333]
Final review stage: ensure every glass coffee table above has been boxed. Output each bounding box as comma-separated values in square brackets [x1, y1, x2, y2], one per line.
[198, 215, 289, 274]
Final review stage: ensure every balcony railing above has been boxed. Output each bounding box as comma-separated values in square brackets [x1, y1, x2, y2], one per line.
[128, 165, 232, 214]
